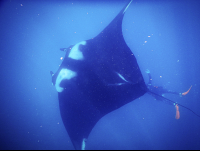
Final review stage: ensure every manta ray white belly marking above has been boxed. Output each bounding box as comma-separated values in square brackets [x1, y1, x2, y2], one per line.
[68, 41, 86, 60]
[55, 68, 77, 92]
[55, 41, 87, 92]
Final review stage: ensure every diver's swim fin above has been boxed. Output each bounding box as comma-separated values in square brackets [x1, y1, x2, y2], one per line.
[182, 85, 192, 96]
[175, 104, 180, 119]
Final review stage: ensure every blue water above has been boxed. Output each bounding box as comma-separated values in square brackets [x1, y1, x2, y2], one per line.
[0, 0, 200, 150]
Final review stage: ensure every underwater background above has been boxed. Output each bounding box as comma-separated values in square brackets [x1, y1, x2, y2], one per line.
[0, 0, 200, 150]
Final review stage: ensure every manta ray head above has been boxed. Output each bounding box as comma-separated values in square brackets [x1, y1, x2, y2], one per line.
[52, 41, 87, 92]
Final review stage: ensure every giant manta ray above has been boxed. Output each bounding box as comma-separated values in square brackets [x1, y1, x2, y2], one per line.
[50, 0, 196, 150]
[51, 1, 144, 149]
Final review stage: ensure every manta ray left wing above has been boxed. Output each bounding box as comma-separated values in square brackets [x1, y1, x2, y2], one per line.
[50, 0, 147, 149]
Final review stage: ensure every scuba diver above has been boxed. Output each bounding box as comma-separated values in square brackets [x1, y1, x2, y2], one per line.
[145, 69, 193, 119]
[145, 69, 192, 101]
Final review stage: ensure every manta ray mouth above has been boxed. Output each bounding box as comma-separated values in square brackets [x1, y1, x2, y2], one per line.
[55, 68, 77, 92]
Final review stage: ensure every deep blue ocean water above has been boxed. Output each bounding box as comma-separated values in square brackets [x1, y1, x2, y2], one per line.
[0, 0, 200, 150]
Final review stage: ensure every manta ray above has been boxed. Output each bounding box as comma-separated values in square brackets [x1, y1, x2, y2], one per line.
[50, 0, 145, 149]
[50, 0, 199, 150]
